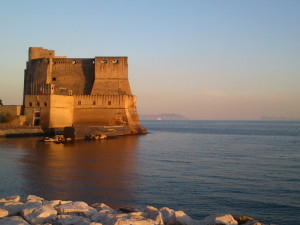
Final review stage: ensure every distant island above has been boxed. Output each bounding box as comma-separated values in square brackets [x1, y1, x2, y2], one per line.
[139, 114, 187, 120]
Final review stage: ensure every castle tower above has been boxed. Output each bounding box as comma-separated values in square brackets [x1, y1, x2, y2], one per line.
[23, 47, 142, 129]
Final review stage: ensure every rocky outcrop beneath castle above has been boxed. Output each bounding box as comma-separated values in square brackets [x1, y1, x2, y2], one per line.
[0, 195, 265, 225]
[63, 125, 147, 140]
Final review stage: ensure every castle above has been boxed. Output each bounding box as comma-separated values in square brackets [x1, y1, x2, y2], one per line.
[1, 47, 146, 135]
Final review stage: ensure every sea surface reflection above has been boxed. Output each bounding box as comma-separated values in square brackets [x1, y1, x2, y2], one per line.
[0, 136, 140, 208]
[1, 121, 300, 225]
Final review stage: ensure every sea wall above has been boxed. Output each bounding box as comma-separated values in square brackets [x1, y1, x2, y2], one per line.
[0, 125, 44, 138]
[0, 125, 147, 138]
[0, 195, 264, 225]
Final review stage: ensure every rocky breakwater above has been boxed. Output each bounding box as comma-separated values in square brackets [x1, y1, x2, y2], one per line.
[0, 195, 264, 225]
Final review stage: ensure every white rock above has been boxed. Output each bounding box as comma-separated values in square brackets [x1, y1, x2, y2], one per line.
[113, 213, 158, 225]
[167, 210, 196, 225]
[82, 206, 98, 218]
[60, 201, 73, 205]
[56, 201, 90, 215]
[0, 215, 29, 225]
[91, 203, 114, 213]
[43, 200, 61, 208]
[144, 206, 164, 225]
[57, 215, 91, 225]
[200, 213, 238, 225]
[0, 208, 9, 218]
[1, 202, 24, 215]
[21, 205, 57, 225]
[91, 210, 116, 224]
[74, 217, 92, 225]
[25, 199, 43, 204]
[0, 196, 21, 203]
[130, 212, 144, 217]
[21, 201, 43, 211]
[26, 195, 44, 202]
[160, 207, 175, 224]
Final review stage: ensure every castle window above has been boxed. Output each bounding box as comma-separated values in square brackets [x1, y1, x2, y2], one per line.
[73, 60, 76, 64]
[108, 101, 111, 106]
[29, 102, 32, 107]
[113, 60, 118, 64]
[102, 60, 107, 64]
[37, 102, 40, 107]
[52, 77, 56, 81]
[93, 101, 96, 105]
[44, 102, 47, 106]
[78, 101, 81, 105]
[92, 60, 95, 64]
[49, 53, 52, 55]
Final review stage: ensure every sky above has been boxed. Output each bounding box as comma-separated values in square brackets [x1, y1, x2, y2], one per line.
[0, 0, 299, 120]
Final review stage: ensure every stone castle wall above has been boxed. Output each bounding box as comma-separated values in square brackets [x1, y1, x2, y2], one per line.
[22, 47, 141, 129]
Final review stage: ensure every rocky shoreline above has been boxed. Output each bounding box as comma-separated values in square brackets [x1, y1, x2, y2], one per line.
[0, 195, 266, 225]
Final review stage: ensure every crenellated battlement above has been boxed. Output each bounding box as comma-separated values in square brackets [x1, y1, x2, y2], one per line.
[22, 47, 142, 128]
[73, 94, 136, 109]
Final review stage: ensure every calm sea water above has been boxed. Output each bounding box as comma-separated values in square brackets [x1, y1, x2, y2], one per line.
[0, 120, 299, 225]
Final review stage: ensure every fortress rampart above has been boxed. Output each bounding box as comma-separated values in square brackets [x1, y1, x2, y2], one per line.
[20, 47, 144, 131]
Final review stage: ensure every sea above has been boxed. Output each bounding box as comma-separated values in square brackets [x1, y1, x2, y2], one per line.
[0, 120, 299, 225]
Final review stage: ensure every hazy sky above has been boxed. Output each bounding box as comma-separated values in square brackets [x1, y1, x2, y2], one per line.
[0, 0, 299, 120]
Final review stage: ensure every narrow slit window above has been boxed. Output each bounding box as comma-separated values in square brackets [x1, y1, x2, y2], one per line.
[93, 101, 96, 105]
[29, 102, 32, 107]
[52, 77, 56, 81]
[108, 101, 111, 106]
[37, 102, 40, 107]
[44, 102, 47, 106]
[78, 101, 81, 105]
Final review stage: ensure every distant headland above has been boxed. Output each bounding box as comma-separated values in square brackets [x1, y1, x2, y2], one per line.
[140, 114, 187, 121]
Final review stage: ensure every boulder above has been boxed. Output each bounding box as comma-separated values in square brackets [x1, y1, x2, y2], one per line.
[143, 206, 164, 225]
[56, 201, 91, 215]
[0, 196, 20, 203]
[0, 208, 9, 218]
[91, 203, 114, 213]
[21, 205, 57, 225]
[60, 201, 73, 205]
[26, 195, 44, 202]
[0, 216, 29, 225]
[114, 213, 158, 225]
[91, 210, 116, 224]
[160, 207, 175, 224]
[167, 210, 196, 225]
[234, 216, 261, 225]
[1, 202, 24, 215]
[56, 215, 91, 225]
[82, 206, 98, 218]
[43, 200, 61, 208]
[21, 201, 42, 211]
[200, 213, 238, 225]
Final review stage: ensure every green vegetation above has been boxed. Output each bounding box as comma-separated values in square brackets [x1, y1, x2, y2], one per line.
[0, 111, 12, 123]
